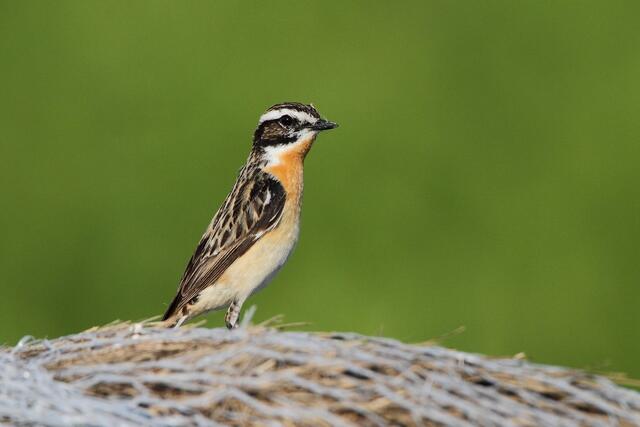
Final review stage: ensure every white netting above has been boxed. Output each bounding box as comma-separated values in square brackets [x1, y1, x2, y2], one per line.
[1, 317, 639, 426]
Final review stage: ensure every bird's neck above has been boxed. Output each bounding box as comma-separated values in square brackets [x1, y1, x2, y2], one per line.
[261, 133, 317, 202]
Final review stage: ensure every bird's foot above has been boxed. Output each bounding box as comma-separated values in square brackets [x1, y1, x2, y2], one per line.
[225, 301, 242, 329]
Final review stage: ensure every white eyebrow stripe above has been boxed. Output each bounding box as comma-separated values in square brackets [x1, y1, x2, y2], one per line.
[258, 109, 318, 125]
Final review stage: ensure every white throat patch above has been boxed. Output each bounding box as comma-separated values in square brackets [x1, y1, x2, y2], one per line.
[263, 130, 316, 166]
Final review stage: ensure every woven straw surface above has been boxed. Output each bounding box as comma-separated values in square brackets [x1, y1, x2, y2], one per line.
[2, 317, 639, 426]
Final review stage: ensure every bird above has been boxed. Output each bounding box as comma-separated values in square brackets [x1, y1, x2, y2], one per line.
[162, 102, 338, 329]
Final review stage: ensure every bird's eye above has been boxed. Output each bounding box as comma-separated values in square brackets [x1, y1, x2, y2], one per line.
[278, 115, 294, 127]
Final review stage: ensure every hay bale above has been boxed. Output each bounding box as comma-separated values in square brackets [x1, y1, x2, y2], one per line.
[1, 318, 639, 426]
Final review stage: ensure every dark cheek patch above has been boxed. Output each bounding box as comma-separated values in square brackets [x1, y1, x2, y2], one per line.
[254, 122, 296, 147]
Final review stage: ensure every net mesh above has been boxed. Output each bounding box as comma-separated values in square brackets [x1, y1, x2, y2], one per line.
[2, 315, 639, 426]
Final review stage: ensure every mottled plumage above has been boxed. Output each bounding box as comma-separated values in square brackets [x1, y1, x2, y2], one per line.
[162, 102, 337, 328]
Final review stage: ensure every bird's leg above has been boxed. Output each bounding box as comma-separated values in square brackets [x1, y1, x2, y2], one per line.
[225, 300, 242, 329]
[173, 315, 187, 329]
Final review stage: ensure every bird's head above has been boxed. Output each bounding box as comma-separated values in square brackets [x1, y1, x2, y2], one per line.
[252, 102, 338, 151]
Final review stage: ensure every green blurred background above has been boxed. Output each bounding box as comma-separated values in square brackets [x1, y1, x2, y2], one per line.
[1, 1, 639, 377]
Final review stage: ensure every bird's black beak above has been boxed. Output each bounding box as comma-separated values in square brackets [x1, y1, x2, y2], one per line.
[310, 119, 338, 131]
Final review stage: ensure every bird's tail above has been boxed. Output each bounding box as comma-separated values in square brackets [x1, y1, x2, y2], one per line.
[161, 295, 184, 327]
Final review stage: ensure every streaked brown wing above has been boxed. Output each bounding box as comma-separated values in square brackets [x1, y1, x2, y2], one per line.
[163, 173, 286, 320]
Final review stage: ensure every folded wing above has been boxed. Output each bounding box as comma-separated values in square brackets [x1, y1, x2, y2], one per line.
[163, 172, 286, 320]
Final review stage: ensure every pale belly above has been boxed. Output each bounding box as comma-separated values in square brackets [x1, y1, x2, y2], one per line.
[191, 208, 300, 314]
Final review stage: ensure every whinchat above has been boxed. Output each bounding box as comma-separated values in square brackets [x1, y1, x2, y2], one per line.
[162, 102, 338, 329]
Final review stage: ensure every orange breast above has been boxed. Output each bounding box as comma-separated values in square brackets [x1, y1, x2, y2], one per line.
[264, 136, 314, 200]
